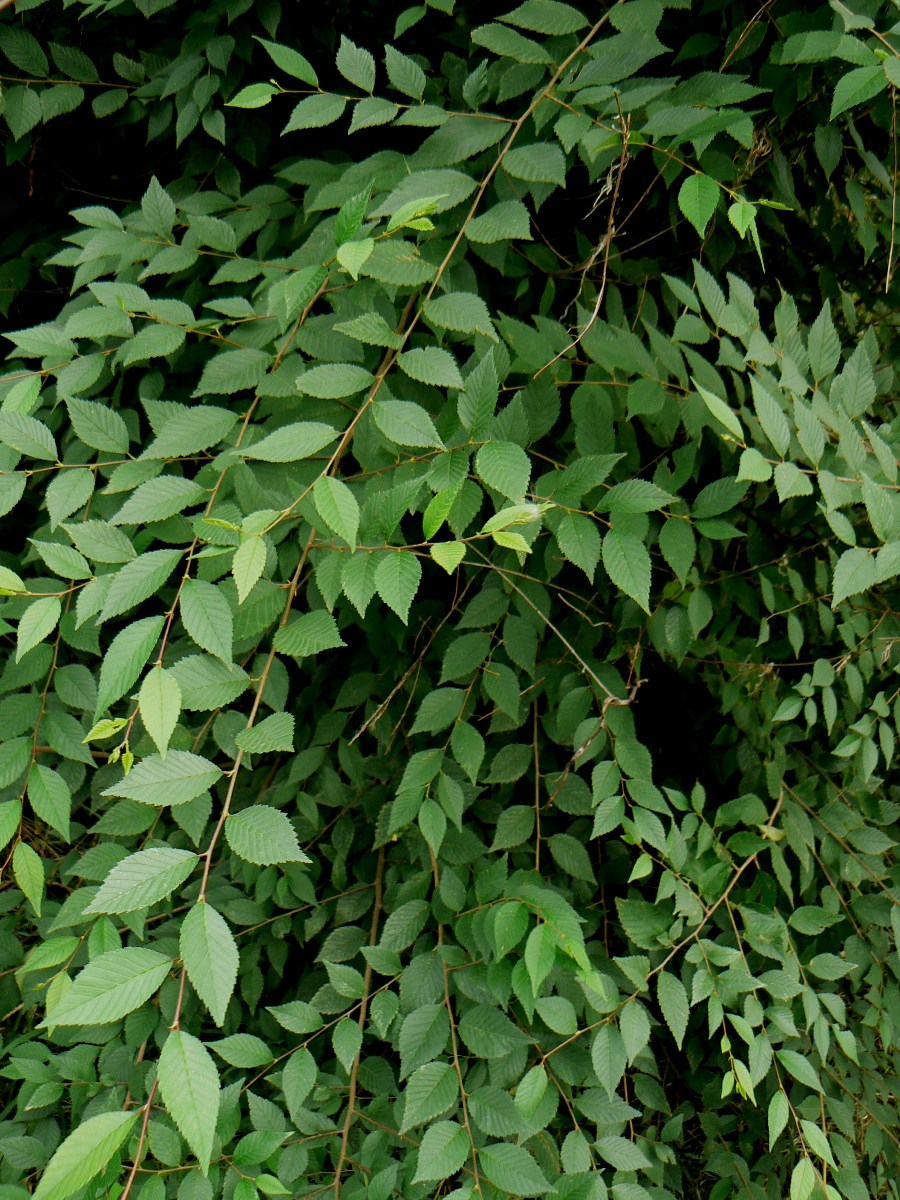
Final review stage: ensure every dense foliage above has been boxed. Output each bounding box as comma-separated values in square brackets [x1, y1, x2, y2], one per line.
[0, 2, 898, 1200]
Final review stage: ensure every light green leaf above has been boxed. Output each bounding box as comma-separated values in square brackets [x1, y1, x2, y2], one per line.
[598, 479, 674, 514]
[192, 351, 270, 398]
[101, 751, 222, 806]
[232, 537, 268, 604]
[95, 616, 165, 717]
[208, 1033, 272, 1067]
[479, 1143, 552, 1195]
[85, 847, 196, 914]
[297, 364, 374, 398]
[768, 1090, 789, 1150]
[17, 597, 61, 662]
[283, 1047, 317, 1117]
[789, 1158, 817, 1200]
[235, 712, 295, 753]
[110, 476, 205, 526]
[225, 805, 312, 865]
[375, 551, 422, 623]
[430, 542, 467, 573]
[336, 34, 376, 92]
[98, 549, 183, 623]
[830, 65, 887, 119]
[274, 610, 345, 658]
[27, 765, 71, 841]
[694, 379, 744, 441]
[0, 412, 57, 461]
[158, 1030, 220, 1174]
[33, 1111, 138, 1200]
[466, 200, 532, 244]
[374, 399, 444, 448]
[400, 1062, 458, 1131]
[678, 174, 719, 237]
[475, 441, 531, 500]
[657, 972, 689, 1048]
[283, 93, 347, 132]
[227, 82, 278, 108]
[141, 403, 238, 456]
[13, 841, 44, 916]
[384, 44, 426, 98]
[397, 346, 464, 389]
[314, 476, 359, 549]
[45, 947, 172, 1026]
[243, 421, 339, 463]
[505, 142, 565, 185]
[831, 547, 878, 608]
[412, 1121, 469, 1184]
[602, 528, 651, 612]
[180, 902, 239, 1026]
[66, 397, 130, 453]
[595, 1135, 651, 1171]
[424, 292, 495, 336]
[255, 37, 318, 85]
[180, 579, 233, 663]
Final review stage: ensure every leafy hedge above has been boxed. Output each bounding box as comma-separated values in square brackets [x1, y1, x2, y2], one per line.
[0, 2, 899, 1200]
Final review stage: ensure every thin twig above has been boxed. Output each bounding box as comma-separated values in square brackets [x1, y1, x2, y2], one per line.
[333, 848, 385, 1200]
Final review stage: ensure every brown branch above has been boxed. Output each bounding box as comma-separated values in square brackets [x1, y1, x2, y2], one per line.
[118, 1081, 159, 1200]
[442, 948, 482, 1198]
[333, 847, 385, 1200]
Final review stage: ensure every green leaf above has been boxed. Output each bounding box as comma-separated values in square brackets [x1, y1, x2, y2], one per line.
[0, 412, 57, 461]
[475, 441, 531, 500]
[33, 1111, 138, 1200]
[180, 902, 239, 1026]
[466, 200, 532, 244]
[141, 404, 238, 456]
[598, 479, 674, 515]
[233, 538, 268, 604]
[424, 292, 495, 336]
[479, 1143, 552, 1195]
[602, 528, 651, 612]
[776, 1049, 823, 1092]
[657, 972, 689, 1048]
[401, 1062, 458, 1131]
[384, 44, 426, 98]
[45, 947, 172, 1026]
[375, 552, 422, 623]
[180, 579, 233, 663]
[789, 1158, 817, 1200]
[192, 352, 270, 399]
[27, 765, 71, 840]
[297, 363, 374, 398]
[831, 65, 887, 119]
[85, 847, 196, 914]
[17, 597, 61, 662]
[209, 1033, 272, 1067]
[244, 422, 339, 463]
[273, 610, 345, 658]
[768, 1090, 789, 1150]
[592, 1023, 627, 1098]
[283, 1047, 317, 1117]
[595, 1135, 651, 1171]
[397, 347, 464, 389]
[235, 712, 295, 753]
[694, 379, 744, 442]
[374, 399, 444, 448]
[225, 805, 312, 865]
[501, 0, 587, 34]
[505, 142, 565, 186]
[99, 549, 183, 623]
[158, 1030, 220, 1174]
[336, 35, 376, 92]
[227, 82, 278, 108]
[678, 174, 719, 237]
[283, 93, 347, 132]
[832, 547, 878, 608]
[111, 476, 205, 526]
[101, 751, 222, 806]
[95, 616, 165, 717]
[314, 477, 360, 549]
[255, 37, 318, 85]
[66, 397, 130, 453]
[472, 23, 552, 63]
[13, 842, 44, 916]
[411, 1121, 469, 1184]
[430, 542, 467, 573]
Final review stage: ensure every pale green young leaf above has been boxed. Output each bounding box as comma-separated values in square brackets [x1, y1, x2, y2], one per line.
[180, 902, 239, 1027]
[158, 1030, 220, 1174]
[85, 847, 196, 914]
[225, 805, 312, 865]
[44, 947, 172, 1026]
[101, 751, 221, 806]
[430, 542, 467, 573]
[33, 1111, 138, 1200]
